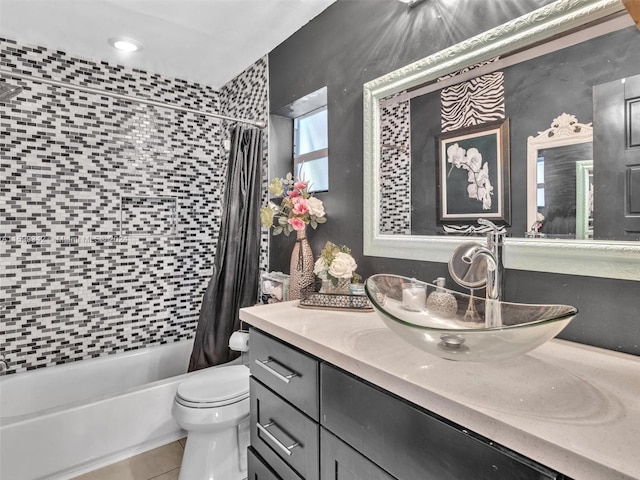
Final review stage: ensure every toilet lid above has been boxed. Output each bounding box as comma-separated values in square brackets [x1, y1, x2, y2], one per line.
[176, 365, 249, 407]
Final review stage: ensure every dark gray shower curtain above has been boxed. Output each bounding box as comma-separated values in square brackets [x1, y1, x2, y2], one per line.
[188, 126, 263, 371]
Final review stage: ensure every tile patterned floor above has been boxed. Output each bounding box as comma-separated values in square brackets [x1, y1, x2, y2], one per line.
[72, 439, 185, 480]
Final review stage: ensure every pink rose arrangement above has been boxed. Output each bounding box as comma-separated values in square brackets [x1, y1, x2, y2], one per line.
[260, 173, 327, 236]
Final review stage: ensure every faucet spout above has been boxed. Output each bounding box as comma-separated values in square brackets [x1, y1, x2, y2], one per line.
[461, 245, 497, 272]
[462, 246, 501, 301]
[462, 245, 502, 300]
[448, 219, 505, 328]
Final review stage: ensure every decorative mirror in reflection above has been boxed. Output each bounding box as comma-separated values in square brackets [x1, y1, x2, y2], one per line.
[526, 113, 593, 240]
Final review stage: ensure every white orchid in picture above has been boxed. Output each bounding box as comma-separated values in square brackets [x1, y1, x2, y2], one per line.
[447, 143, 494, 210]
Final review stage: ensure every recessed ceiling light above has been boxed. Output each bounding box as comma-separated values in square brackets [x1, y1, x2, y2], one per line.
[108, 37, 142, 53]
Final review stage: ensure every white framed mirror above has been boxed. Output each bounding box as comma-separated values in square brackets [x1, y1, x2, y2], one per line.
[526, 113, 593, 239]
[363, 0, 640, 281]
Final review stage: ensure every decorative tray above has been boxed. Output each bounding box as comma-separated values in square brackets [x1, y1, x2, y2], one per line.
[298, 292, 374, 312]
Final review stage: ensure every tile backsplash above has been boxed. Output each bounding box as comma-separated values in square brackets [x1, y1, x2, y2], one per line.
[0, 38, 268, 373]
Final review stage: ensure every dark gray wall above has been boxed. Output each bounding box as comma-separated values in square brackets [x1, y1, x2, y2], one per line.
[268, 0, 640, 355]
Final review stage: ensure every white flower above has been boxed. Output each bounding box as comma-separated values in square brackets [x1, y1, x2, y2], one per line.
[447, 143, 466, 168]
[476, 163, 490, 186]
[307, 197, 325, 217]
[466, 148, 483, 173]
[477, 163, 493, 209]
[313, 256, 328, 275]
[481, 191, 492, 210]
[467, 182, 478, 200]
[328, 252, 357, 279]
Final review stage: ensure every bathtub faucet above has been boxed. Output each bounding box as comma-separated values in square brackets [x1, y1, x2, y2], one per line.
[0, 354, 8, 374]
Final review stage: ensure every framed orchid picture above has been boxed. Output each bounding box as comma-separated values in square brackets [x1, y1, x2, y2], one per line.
[438, 118, 511, 225]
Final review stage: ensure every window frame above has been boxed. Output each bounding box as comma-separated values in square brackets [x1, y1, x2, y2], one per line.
[293, 105, 329, 192]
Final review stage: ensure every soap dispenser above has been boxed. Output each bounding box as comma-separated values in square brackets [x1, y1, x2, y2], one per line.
[426, 277, 458, 318]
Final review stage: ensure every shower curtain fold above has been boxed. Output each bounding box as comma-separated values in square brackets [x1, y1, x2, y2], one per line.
[188, 126, 263, 371]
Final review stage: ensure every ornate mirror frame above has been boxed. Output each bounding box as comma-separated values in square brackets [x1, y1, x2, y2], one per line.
[526, 112, 594, 236]
[363, 0, 640, 281]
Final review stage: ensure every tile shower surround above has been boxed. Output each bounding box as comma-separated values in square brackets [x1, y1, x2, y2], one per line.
[0, 38, 269, 374]
[220, 56, 270, 271]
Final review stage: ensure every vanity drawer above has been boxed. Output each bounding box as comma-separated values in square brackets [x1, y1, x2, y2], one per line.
[320, 429, 397, 480]
[251, 378, 319, 480]
[249, 328, 319, 420]
[321, 364, 560, 480]
[248, 447, 284, 480]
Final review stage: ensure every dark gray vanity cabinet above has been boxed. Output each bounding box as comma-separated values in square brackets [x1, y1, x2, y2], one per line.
[321, 364, 564, 480]
[249, 328, 320, 480]
[248, 328, 567, 480]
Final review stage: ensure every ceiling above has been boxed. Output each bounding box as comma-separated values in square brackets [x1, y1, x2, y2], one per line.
[0, 0, 337, 89]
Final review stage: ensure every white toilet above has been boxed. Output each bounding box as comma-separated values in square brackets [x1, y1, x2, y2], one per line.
[172, 363, 250, 480]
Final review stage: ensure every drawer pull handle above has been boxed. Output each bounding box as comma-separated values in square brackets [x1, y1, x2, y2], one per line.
[257, 421, 300, 456]
[255, 358, 298, 384]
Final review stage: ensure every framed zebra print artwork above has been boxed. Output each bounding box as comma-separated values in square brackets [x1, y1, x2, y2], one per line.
[438, 118, 511, 225]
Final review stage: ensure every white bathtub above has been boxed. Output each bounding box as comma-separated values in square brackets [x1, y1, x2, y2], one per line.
[0, 340, 236, 480]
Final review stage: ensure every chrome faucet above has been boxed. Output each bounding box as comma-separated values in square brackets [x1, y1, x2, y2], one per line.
[460, 218, 505, 302]
[447, 218, 505, 327]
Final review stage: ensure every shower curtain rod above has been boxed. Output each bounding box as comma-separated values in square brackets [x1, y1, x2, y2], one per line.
[0, 69, 267, 129]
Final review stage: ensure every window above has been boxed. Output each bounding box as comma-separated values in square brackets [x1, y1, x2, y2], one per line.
[294, 106, 328, 192]
[271, 87, 328, 193]
[537, 156, 545, 208]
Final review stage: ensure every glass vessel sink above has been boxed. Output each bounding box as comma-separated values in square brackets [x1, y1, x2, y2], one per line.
[365, 274, 577, 362]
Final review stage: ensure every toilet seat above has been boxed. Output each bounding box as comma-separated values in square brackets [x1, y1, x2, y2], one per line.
[176, 365, 249, 409]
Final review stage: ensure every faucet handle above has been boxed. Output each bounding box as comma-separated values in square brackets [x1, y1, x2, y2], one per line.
[477, 218, 505, 245]
[477, 218, 499, 231]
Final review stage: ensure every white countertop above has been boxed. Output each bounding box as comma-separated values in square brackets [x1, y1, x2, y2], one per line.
[240, 301, 640, 480]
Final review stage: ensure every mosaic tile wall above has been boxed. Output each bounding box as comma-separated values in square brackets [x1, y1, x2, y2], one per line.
[380, 96, 411, 235]
[220, 57, 270, 274]
[0, 38, 269, 374]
